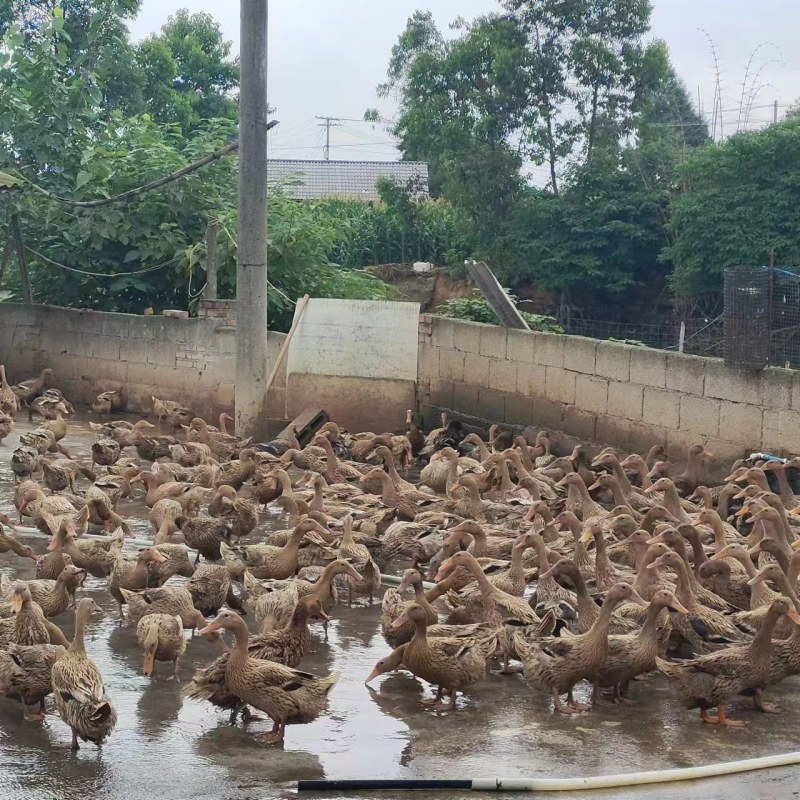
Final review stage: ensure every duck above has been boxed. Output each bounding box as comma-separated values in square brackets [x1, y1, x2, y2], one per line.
[136, 613, 186, 678]
[188, 417, 251, 461]
[247, 596, 327, 666]
[11, 368, 54, 404]
[0, 642, 66, 720]
[0, 516, 36, 562]
[91, 438, 121, 469]
[513, 582, 647, 712]
[44, 522, 124, 578]
[152, 396, 194, 429]
[119, 586, 206, 630]
[177, 514, 232, 563]
[657, 597, 800, 727]
[8, 583, 51, 646]
[0, 410, 13, 444]
[91, 390, 118, 417]
[0, 364, 19, 412]
[381, 568, 439, 647]
[198, 609, 339, 744]
[41, 458, 96, 493]
[0, 562, 85, 618]
[595, 590, 688, 702]
[252, 558, 362, 632]
[647, 551, 749, 653]
[51, 598, 117, 748]
[238, 519, 329, 580]
[388, 602, 496, 711]
[187, 563, 235, 617]
[109, 547, 167, 619]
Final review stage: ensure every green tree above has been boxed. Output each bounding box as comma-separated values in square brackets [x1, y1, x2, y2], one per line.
[377, 11, 529, 246]
[664, 118, 800, 296]
[134, 9, 239, 133]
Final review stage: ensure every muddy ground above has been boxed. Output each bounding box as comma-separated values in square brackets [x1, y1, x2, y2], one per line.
[1, 417, 799, 800]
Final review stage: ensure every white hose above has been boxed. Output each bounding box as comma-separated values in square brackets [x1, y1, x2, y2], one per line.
[470, 750, 800, 791]
[380, 573, 436, 591]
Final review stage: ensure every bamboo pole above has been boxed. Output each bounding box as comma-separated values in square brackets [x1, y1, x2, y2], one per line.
[265, 294, 310, 414]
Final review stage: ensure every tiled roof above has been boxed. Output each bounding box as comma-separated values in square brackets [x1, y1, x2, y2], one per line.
[267, 159, 429, 201]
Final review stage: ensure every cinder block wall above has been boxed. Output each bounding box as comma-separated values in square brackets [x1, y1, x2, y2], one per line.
[0, 304, 286, 421]
[418, 315, 800, 462]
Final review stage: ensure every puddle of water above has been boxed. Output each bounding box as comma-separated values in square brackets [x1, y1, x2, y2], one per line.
[1, 416, 800, 800]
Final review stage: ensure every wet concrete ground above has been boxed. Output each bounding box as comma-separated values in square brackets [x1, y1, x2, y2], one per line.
[1, 417, 800, 800]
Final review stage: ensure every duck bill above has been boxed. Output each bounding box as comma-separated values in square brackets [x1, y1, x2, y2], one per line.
[198, 621, 221, 636]
[434, 565, 452, 582]
[690, 519, 704, 528]
[538, 565, 557, 580]
[365, 666, 381, 684]
[153, 551, 167, 563]
[392, 613, 410, 629]
[646, 533, 665, 545]
[787, 608, 800, 625]
[396, 575, 412, 594]
[629, 589, 648, 607]
[747, 574, 767, 587]
[578, 530, 594, 545]
[10, 595, 23, 614]
[642, 485, 656, 494]
[46, 538, 59, 552]
[669, 600, 690, 614]
[586, 481, 601, 492]
[142, 651, 156, 677]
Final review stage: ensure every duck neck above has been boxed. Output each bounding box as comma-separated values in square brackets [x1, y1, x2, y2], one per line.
[311, 482, 324, 513]
[610, 460, 634, 495]
[410, 617, 429, 645]
[771, 467, 795, 507]
[605, 477, 629, 508]
[498, 457, 514, 495]
[631, 456, 652, 489]
[473, 438, 491, 461]
[515, 441, 534, 472]
[228, 618, 250, 666]
[661, 484, 686, 519]
[670, 560, 695, 608]
[638, 600, 667, 641]
[716, 486, 736, 519]
[768, 570, 800, 612]
[71, 604, 90, 656]
[751, 605, 785, 655]
[381, 450, 400, 485]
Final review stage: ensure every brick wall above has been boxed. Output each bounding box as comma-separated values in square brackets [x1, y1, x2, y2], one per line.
[0, 304, 286, 421]
[418, 315, 800, 463]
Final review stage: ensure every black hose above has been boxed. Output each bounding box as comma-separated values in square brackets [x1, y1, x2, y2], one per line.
[297, 779, 472, 792]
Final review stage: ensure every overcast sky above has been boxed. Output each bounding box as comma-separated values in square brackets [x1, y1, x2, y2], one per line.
[129, 1, 799, 164]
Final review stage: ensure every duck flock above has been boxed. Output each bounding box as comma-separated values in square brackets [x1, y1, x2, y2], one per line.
[1, 364, 800, 752]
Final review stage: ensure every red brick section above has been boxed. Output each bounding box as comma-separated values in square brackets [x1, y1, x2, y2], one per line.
[198, 299, 236, 327]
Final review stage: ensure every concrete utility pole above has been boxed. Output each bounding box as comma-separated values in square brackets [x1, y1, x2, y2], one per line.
[236, 0, 270, 440]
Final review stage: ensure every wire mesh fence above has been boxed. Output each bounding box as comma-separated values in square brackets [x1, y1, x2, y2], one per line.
[769, 268, 800, 369]
[562, 315, 724, 358]
[562, 266, 800, 370]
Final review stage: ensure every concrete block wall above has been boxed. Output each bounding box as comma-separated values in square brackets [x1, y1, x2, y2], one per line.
[0, 304, 286, 421]
[418, 314, 800, 462]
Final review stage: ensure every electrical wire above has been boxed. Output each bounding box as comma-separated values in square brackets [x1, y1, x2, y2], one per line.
[24, 246, 181, 278]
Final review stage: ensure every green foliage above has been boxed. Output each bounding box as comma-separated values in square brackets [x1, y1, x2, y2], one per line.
[133, 10, 239, 134]
[379, 11, 528, 240]
[440, 294, 563, 333]
[664, 118, 800, 296]
[0, 7, 387, 330]
[318, 182, 474, 269]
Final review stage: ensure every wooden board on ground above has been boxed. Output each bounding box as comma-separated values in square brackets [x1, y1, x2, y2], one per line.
[278, 407, 329, 447]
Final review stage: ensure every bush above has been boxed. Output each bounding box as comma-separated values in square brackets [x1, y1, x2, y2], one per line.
[439, 294, 563, 333]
